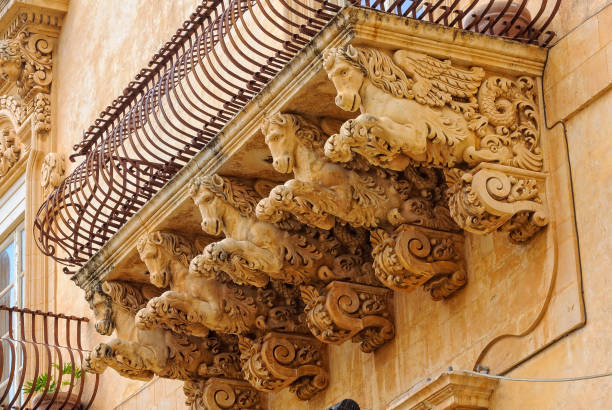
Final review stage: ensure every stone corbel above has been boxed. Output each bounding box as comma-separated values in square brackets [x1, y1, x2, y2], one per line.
[239, 332, 329, 400]
[447, 163, 548, 243]
[301, 281, 394, 352]
[183, 377, 262, 410]
[371, 224, 467, 299]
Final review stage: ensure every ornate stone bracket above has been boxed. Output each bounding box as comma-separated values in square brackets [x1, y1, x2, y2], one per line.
[239, 332, 329, 400]
[184, 377, 262, 410]
[447, 164, 548, 243]
[41, 152, 65, 193]
[301, 281, 394, 352]
[371, 224, 467, 300]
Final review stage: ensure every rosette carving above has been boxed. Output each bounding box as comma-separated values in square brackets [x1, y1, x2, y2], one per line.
[447, 164, 548, 242]
[371, 225, 466, 299]
[184, 377, 262, 410]
[300, 281, 394, 352]
[239, 332, 328, 400]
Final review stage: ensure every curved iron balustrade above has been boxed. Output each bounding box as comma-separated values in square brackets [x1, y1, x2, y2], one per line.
[0, 306, 98, 409]
[33, 0, 561, 271]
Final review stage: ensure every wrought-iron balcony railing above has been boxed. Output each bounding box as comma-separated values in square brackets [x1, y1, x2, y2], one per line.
[33, 0, 561, 271]
[0, 306, 98, 409]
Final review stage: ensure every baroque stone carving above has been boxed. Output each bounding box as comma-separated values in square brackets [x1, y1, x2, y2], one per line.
[239, 332, 328, 400]
[134, 231, 305, 337]
[183, 377, 262, 410]
[0, 95, 25, 125]
[0, 31, 53, 100]
[446, 164, 548, 242]
[371, 225, 467, 298]
[257, 112, 457, 232]
[0, 128, 20, 177]
[84, 280, 242, 382]
[33, 92, 51, 135]
[41, 152, 65, 192]
[322, 45, 542, 172]
[189, 174, 374, 287]
[301, 281, 394, 352]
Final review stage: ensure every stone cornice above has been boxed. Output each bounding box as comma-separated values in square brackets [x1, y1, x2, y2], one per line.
[387, 372, 498, 409]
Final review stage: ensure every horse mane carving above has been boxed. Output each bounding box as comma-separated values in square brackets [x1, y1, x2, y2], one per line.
[262, 112, 326, 154]
[323, 45, 413, 99]
[101, 280, 162, 315]
[136, 231, 196, 268]
[189, 174, 260, 218]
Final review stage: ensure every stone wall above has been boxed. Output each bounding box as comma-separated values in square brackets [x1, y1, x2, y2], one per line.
[40, 1, 612, 409]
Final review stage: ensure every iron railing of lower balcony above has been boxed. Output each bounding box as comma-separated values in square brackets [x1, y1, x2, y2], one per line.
[33, 0, 561, 271]
[0, 305, 98, 409]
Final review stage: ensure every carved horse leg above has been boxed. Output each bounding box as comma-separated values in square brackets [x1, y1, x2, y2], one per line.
[257, 180, 340, 230]
[195, 238, 282, 287]
[135, 291, 211, 337]
[325, 115, 420, 171]
[84, 340, 156, 381]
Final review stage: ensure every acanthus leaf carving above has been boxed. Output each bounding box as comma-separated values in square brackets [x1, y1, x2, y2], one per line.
[370, 224, 466, 298]
[446, 164, 548, 242]
[238, 332, 328, 400]
[0, 31, 53, 100]
[301, 281, 394, 352]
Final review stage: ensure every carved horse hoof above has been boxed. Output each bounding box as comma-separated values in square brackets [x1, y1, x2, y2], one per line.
[84, 343, 112, 374]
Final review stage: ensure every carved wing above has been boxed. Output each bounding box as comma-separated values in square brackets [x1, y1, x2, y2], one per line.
[392, 50, 485, 109]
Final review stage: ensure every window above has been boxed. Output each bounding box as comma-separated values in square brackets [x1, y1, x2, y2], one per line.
[0, 174, 25, 406]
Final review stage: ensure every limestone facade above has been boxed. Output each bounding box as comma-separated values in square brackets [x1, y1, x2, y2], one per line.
[5, 0, 612, 409]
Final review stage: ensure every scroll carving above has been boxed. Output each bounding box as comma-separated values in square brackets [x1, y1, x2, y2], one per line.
[0, 128, 20, 177]
[184, 377, 262, 410]
[301, 281, 394, 352]
[257, 112, 457, 232]
[41, 152, 65, 192]
[189, 174, 373, 287]
[322, 45, 542, 172]
[134, 231, 305, 337]
[371, 225, 466, 298]
[0, 31, 53, 100]
[446, 164, 548, 242]
[239, 332, 328, 400]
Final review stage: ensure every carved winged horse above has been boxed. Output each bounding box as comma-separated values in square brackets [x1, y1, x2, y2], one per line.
[256, 112, 457, 232]
[322, 45, 540, 171]
[83, 281, 230, 381]
[188, 174, 368, 287]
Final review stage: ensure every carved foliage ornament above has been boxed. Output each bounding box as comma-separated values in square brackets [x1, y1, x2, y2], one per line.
[239, 332, 328, 400]
[183, 377, 262, 410]
[301, 281, 394, 352]
[371, 225, 467, 299]
[0, 128, 20, 177]
[0, 31, 53, 100]
[446, 164, 548, 242]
